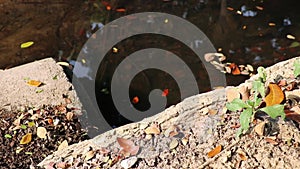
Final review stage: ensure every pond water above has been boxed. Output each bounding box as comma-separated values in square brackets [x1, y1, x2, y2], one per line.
[1, 0, 300, 131]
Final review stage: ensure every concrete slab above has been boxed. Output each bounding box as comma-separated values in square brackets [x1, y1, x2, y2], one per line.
[0, 58, 81, 109]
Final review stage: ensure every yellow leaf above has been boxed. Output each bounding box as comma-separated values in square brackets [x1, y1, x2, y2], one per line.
[57, 140, 68, 151]
[20, 41, 34, 48]
[265, 84, 284, 106]
[37, 127, 47, 139]
[20, 133, 32, 144]
[207, 145, 222, 158]
[27, 80, 42, 87]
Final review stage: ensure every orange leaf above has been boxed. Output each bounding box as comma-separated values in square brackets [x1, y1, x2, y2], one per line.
[207, 145, 222, 158]
[27, 80, 42, 87]
[20, 133, 32, 144]
[229, 63, 241, 75]
[265, 84, 284, 106]
[162, 89, 169, 97]
[132, 96, 139, 104]
[117, 137, 139, 155]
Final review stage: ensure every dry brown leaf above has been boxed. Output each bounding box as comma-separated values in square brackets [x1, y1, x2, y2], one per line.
[265, 84, 284, 106]
[208, 109, 218, 115]
[181, 138, 189, 146]
[20, 133, 32, 144]
[238, 151, 247, 161]
[285, 109, 300, 122]
[238, 85, 250, 101]
[37, 127, 47, 139]
[66, 112, 74, 121]
[207, 145, 222, 158]
[265, 137, 278, 145]
[169, 139, 179, 150]
[254, 122, 265, 136]
[144, 124, 160, 135]
[226, 88, 240, 102]
[27, 80, 42, 87]
[57, 140, 68, 151]
[85, 150, 95, 161]
[117, 137, 139, 155]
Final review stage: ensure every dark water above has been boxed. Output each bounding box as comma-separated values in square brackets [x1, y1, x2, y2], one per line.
[2, 0, 300, 131]
[91, 0, 300, 128]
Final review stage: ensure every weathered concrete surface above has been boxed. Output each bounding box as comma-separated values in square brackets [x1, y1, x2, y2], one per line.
[14, 56, 296, 168]
[0, 58, 81, 109]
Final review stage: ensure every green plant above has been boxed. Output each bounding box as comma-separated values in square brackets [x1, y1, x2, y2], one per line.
[226, 67, 285, 137]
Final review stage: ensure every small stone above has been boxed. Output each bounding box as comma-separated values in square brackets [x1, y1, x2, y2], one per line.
[169, 139, 179, 150]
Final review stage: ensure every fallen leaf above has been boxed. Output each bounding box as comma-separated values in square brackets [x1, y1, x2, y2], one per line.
[228, 63, 241, 75]
[27, 80, 42, 87]
[57, 140, 68, 151]
[37, 127, 47, 139]
[204, 53, 215, 62]
[265, 84, 284, 106]
[5, 134, 12, 138]
[238, 85, 250, 101]
[20, 133, 32, 144]
[181, 138, 189, 146]
[208, 109, 218, 115]
[254, 122, 265, 136]
[132, 96, 139, 104]
[56, 162, 66, 168]
[117, 137, 139, 155]
[66, 112, 74, 121]
[116, 8, 126, 12]
[285, 109, 300, 122]
[20, 41, 34, 48]
[265, 137, 278, 145]
[207, 145, 222, 158]
[162, 89, 169, 97]
[238, 151, 247, 161]
[120, 156, 138, 169]
[169, 139, 179, 150]
[145, 124, 160, 135]
[85, 150, 95, 161]
[164, 125, 178, 137]
[226, 87, 240, 102]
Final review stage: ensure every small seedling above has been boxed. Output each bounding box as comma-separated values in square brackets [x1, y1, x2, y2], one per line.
[226, 67, 285, 137]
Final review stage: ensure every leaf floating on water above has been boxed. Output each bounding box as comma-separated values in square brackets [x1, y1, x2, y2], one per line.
[27, 80, 42, 87]
[162, 89, 169, 97]
[20, 133, 32, 145]
[207, 145, 222, 158]
[20, 41, 34, 48]
[37, 127, 47, 139]
[265, 84, 284, 106]
[132, 96, 139, 104]
[117, 137, 139, 156]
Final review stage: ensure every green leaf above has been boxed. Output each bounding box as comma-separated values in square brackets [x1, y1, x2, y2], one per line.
[36, 89, 43, 93]
[293, 60, 300, 77]
[21, 124, 27, 129]
[254, 98, 262, 107]
[257, 66, 266, 82]
[259, 104, 285, 119]
[252, 80, 265, 97]
[5, 134, 12, 138]
[52, 75, 58, 80]
[226, 98, 250, 111]
[240, 108, 253, 131]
